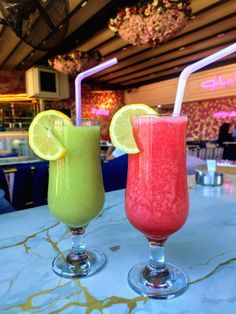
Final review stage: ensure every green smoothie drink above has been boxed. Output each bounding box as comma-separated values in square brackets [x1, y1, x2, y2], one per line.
[48, 118, 106, 278]
[29, 112, 106, 278]
[48, 123, 104, 228]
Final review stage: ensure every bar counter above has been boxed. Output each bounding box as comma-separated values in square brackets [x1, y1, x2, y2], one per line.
[1, 175, 236, 313]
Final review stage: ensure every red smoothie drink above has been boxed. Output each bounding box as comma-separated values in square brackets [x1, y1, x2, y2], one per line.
[125, 115, 189, 240]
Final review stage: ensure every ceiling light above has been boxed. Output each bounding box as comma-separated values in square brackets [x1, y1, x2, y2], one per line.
[178, 47, 185, 51]
[81, 1, 87, 7]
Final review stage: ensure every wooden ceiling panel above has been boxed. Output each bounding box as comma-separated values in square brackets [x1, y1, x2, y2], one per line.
[17, 50, 48, 70]
[183, 1, 236, 33]
[190, 0, 222, 13]
[3, 42, 34, 69]
[0, 28, 21, 66]
[67, 0, 110, 35]
[120, 50, 236, 87]
[69, 0, 84, 12]
[103, 45, 148, 63]
[94, 29, 236, 82]
[77, 29, 115, 51]
[98, 37, 129, 56]
[0, 0, 235, 89]
[91, 20, 236, 79]
[105, 44, 235, 84]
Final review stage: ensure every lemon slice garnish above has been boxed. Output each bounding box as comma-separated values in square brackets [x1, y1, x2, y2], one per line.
[28, 110, 73, 160]
[109, 104, 156, 154]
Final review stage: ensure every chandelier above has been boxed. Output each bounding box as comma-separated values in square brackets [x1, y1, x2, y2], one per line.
[48, 49, 102, 76]
[108, 0, 192, 47]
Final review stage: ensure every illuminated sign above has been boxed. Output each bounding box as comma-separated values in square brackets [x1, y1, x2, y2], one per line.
[213, 110, 236, 118]
[91, 108, 109, 116]
[201, 72, 236, 91]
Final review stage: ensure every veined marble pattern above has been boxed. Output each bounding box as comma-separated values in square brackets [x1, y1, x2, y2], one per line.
[0, 175, 236, 313]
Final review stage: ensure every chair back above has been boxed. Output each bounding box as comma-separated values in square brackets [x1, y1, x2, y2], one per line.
[102, 154, 128, 192]
[0, 167, 10, 202]
[32, 161, 49, 206]
[0, 188, 15, 214]
[12, 164, 33, 210]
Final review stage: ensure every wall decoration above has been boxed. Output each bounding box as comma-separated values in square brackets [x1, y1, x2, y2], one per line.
[214, 110, 236, 119]
[0, 71, 24, 94]
[45, 75, 236, 142]
[45, 89, 124, 141]
[200, 71, 236, 91]
[182, 96, 236, 140]
[91, 108, 110, 116]
[108, 0, 192, 47]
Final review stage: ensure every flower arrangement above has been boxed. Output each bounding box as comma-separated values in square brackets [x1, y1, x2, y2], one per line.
[108, 0, 192, 47]
[48, 49, 102, 76]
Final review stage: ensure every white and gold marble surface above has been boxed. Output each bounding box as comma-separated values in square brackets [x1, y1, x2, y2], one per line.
[1, 175, 236, 313]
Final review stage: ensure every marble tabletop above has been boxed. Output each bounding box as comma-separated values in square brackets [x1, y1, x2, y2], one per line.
[1, 175, 236, 314]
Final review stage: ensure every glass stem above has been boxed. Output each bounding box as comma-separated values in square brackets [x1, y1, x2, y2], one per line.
[143, 238, 170, 287]
[149, 238, 166, 270]
[71, 227, 86, 255]
[66, 227, 88, 265]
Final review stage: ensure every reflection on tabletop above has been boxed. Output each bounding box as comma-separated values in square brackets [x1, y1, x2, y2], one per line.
[0, 174, 236, 313]
[188, 173, 236, 195]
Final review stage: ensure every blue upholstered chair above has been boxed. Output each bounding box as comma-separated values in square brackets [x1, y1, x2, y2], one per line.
[10, 161, 49, 210]
[12, 164, 33, 210]
[101, 154, 128, 192]
[0, 189, 15, 214]
[32, 161, 49, 207]
[0, 167, 10, 202]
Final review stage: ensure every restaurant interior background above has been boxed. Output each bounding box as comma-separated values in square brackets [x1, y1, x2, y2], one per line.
[0, 0, 235, 152]
[1, 3, 236, 310]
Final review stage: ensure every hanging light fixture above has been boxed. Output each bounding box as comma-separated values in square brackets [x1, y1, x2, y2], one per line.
[108, 0, 192, 47]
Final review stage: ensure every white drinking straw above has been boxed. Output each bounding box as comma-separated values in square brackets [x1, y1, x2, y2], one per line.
[75, 57, 118, 125]
[173, 43, 236, 115]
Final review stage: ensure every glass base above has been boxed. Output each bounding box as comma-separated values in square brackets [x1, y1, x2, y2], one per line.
[52, 248, 106, 278]
[128, 261, 188, 299]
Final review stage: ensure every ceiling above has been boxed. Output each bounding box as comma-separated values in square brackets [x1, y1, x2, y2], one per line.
[0, 0, 235, 91]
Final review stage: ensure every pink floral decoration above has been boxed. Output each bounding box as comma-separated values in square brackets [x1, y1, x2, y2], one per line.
[109, 0, 192, 47]
[48, 50, 102, 76]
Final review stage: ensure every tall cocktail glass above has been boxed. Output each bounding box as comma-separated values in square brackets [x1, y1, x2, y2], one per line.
[125, 114, 189, 298]
[48, 118, 105, 278]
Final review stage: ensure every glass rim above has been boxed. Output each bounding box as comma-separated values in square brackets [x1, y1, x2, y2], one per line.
[52, 117, 99, 121]
[53, 117, 100, 126]
[73, 118, 100, 126]
[73, 117, 99, 121]
[71, 117, 99, 121]
[131, 113, 187, 118]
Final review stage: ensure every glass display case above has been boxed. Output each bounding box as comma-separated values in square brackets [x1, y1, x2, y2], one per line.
[0, 102, 36, 131]
[0, 131, 36, 159]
